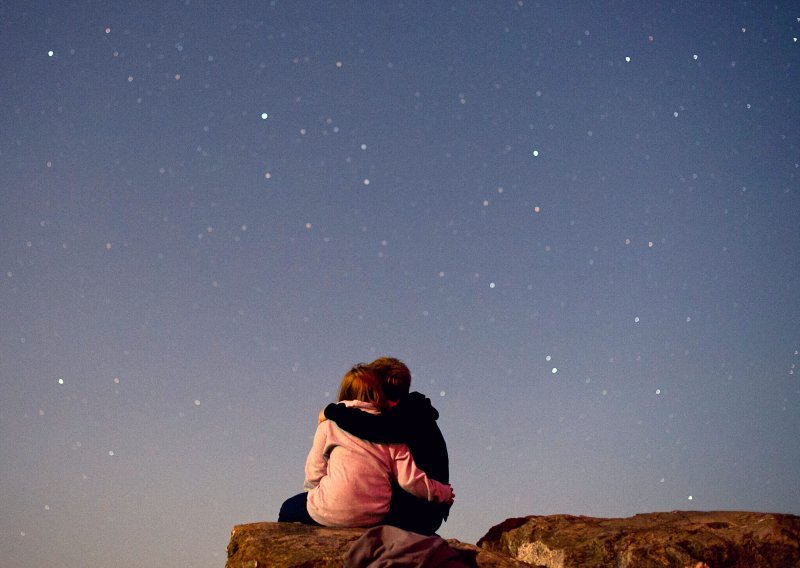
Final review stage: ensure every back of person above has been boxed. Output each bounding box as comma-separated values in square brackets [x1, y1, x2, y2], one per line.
[381, 392, 450, 535]
[305, 401, 399, 527]
[392, 391, 449, 483]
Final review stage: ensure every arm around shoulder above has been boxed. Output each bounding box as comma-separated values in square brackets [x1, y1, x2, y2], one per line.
[324, 402, 401, 443]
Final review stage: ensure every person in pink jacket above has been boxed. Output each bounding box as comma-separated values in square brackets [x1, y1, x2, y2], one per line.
[278, 364, 454, 527]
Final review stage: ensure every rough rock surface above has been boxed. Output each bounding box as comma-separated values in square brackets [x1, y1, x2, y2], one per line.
[477, 511, 800, 568]
[226, 522, 532, 568]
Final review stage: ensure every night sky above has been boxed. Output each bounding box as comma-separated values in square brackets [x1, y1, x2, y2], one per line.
[2, 2, 799, 567]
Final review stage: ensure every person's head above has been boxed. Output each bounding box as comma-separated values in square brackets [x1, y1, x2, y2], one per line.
[337, 364, 384, 406]
[368, 357, 411, 403]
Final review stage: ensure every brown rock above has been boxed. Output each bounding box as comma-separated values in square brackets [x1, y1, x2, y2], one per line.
[477, 511, 800, 568]
[226, 522, 533, 568]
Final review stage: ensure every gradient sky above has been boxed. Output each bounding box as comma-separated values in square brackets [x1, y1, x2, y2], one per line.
[2, 2, 799, 566]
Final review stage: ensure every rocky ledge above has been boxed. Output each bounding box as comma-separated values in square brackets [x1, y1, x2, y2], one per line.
[226, 511, 800, 568]
[478, 511, 800, 568]
[225, 521, 529, 567]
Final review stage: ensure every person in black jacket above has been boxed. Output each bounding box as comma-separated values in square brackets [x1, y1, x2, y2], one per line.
[322, 357, 451, 535]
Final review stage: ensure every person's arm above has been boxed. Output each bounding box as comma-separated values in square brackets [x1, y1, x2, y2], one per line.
[303, 423, 329, 490]
[391, 446, 455, 505]
[323, 403, 405, 443]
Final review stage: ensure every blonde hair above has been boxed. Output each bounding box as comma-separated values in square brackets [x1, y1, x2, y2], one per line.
[337, 364, 384, 406]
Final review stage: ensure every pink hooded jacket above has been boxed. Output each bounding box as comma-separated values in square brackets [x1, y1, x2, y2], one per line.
[304, 400, 453, 527]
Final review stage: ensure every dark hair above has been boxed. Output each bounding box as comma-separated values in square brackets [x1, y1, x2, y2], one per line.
[368, 357, 411, 402]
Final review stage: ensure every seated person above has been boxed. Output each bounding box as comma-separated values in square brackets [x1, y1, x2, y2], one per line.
[279, 363, 453, 527]
[323, 357, 450, 535]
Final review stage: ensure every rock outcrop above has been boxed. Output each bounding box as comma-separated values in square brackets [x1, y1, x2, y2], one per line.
[477, 511, 800, 568]
[225, 522, 531, 568]
[226, 511, 800, 567]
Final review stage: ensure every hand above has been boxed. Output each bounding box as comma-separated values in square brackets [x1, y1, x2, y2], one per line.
[318, 408, 327, 424]
[446, 485, 455, 506]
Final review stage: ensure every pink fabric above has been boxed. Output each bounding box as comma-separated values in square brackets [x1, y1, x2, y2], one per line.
[304, 400, 452, 527]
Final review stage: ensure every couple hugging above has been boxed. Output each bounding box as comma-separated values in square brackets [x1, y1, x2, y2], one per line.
[279, 357, 454, 535]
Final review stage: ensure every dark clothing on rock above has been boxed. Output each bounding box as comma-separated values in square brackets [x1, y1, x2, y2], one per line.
[278, 492, 320, 526]
[324, 391, 450, 534]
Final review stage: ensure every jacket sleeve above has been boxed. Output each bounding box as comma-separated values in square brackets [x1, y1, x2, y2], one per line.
[323, 403, 404, 443]
[303, 423, 328, 491]
[391, 446, 453, 504]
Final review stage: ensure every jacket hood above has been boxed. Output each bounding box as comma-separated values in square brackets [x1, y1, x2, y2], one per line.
[341, 400, 381, 415]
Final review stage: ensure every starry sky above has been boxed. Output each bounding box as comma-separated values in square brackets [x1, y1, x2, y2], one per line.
[2, 2, 799, 566]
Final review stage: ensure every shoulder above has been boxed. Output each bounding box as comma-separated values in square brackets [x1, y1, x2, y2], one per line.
[397, 391, 439, 420]
[315, 419, 336, 435]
